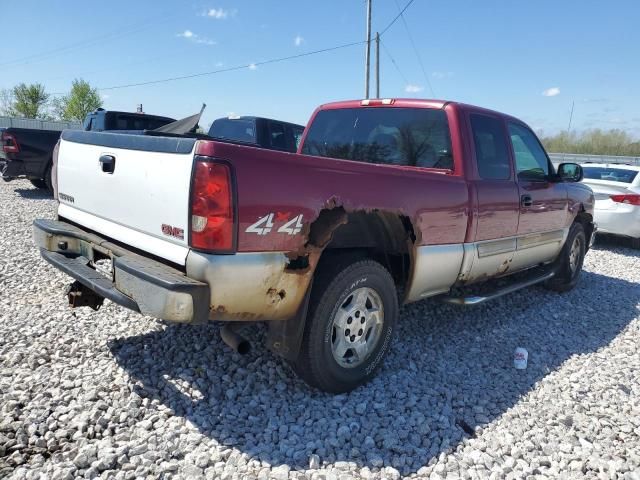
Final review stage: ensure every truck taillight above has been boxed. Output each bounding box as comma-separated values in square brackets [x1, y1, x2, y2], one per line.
[1, 131, 20, 153]
[610, 194, 640, 206]
[189, 158, 235, 252]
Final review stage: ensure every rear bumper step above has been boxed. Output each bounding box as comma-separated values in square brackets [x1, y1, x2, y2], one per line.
[41, 250, 140, 312]
[441, 269, 556, 306]
[33, 218, 210, 323]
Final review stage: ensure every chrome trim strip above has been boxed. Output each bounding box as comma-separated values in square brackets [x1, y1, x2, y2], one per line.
[477, 238, 517, 257]
[517, 229, 565, 250]
[457, 228, 568, 284]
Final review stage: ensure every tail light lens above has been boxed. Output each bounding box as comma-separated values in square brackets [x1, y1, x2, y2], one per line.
[2, 131, 20, 153]
[610, 194, 640, 206]
[189, 158, 235, 252]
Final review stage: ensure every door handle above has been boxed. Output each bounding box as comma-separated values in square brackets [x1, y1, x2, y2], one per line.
[521, 194, 533, 208]
[99, 155, 115, 174]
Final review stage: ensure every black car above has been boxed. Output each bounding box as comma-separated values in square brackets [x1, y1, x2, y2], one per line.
[208, 116, 305, 153]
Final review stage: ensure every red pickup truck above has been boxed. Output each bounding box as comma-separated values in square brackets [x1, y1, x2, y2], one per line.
[34, 98, 595, 392]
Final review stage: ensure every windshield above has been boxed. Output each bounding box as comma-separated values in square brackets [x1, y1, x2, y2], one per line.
[301, 107, 453, 169]
[583, 166, 638, 184]
[209, 118, 257, 143]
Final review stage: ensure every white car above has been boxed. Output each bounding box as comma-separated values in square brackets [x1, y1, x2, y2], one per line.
[581, 163, 640, 248]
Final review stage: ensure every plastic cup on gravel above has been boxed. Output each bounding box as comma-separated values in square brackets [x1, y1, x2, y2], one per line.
[514, 347, 528, 369]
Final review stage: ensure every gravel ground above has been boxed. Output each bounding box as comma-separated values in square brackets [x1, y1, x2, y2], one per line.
[1, 178, 639, 480]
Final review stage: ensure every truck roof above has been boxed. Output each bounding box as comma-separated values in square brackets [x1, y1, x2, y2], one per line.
[316, 98, 525, 124]
[318, 98, 448, 110]
[218, 115, 304, 129]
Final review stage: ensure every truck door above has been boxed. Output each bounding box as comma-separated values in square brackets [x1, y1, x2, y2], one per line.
[507, 122, 568, 269]
[465, 113, 520, 281]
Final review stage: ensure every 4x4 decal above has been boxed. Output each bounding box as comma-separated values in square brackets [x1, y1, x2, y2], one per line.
[245, 213, 303, 236]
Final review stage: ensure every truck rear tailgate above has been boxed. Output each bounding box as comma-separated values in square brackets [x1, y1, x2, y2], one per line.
[56, 131, 196, 265]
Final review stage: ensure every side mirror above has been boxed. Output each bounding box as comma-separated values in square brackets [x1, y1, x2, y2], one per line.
[557, 162, 583, 182]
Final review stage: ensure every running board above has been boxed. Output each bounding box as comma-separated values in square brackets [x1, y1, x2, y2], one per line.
[441, 270, 556, 306]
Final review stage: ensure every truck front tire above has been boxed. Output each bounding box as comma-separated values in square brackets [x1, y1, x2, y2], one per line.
[545, 222, 586, 293]
[293, 258, 398, 393]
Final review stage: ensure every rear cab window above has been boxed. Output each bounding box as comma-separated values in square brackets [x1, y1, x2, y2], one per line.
[109, 114, 174, 131]
[209, 118, 257, 144]
[292, 126, 304, 150]
[582, 166, 639, 184]
[268, 121, 287, 150]
[301, 107, 453, 170]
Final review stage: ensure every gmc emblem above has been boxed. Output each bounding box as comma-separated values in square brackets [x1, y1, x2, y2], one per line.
[161, 224, 184, 240]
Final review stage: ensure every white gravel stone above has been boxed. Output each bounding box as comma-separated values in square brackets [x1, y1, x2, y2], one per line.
[1, 178, 639, 479]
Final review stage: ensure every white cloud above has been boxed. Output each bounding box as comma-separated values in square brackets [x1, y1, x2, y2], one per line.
[581, 97, 608, 103]
[248, 63, 258, 71]
[405, 84, 423, 93]
[204, 8, 236, 19]
[431, 71, 453, 79]
[177, 30, 216, 46]
[294, 35, 304, 47]
[215, 62, 224, 67]
[542, 87, 560, 97]
[101, 94, 110, 100]
[195, 38, 217, 46]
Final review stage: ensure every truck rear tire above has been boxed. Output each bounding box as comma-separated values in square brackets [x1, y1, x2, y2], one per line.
[293, 257, 398, 393]
[545, 222, 586, 293]
[30, 179, 48, 190]
[44, 165, 53, 194]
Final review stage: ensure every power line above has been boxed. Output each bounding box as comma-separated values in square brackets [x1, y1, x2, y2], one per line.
[0, 12, 174, 69]
[393, 0, 435, 96]
[43, 2, 416, 95]
[379, 0, 417, 37]
[92, 40, 366, 92]
[380, 39, 409, 85]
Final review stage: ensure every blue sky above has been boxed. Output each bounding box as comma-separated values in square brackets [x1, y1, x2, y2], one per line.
[2, 0, 639, 136]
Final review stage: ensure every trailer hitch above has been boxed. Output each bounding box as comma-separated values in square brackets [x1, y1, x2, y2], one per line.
[66, 281, 104, 311]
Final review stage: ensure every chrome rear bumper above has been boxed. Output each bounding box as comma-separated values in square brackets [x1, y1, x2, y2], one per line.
[33, 218, 210, 323]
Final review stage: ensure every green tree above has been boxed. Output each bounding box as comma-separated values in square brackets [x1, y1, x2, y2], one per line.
[58, 79, 103, 122]
[0, 89, 14, 116]
[9, 83, 50, 118]
[540, 129, 640, 156]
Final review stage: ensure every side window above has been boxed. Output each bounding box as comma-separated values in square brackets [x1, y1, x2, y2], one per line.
[508, 123, 549, 181]
[293, 127, 304, 150]
[470, 114, 511, 180]
[269, 122, 286, 149]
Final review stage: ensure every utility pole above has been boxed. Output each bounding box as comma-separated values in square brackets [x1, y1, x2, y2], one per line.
[364, 0, 372, 99]
[375, 32, 380, 98]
